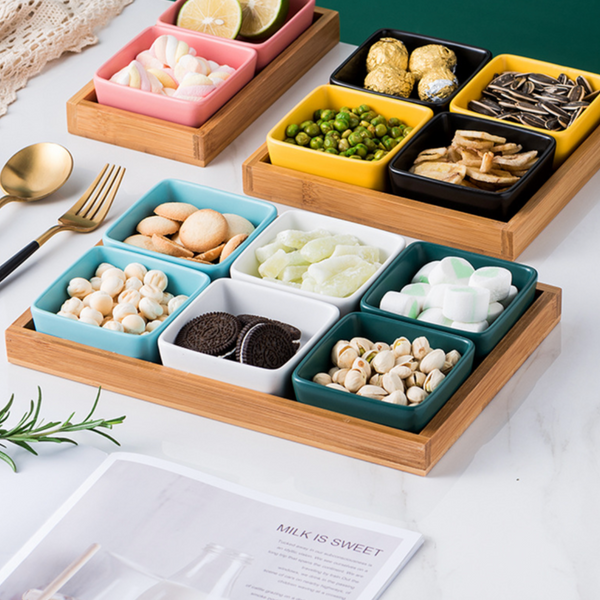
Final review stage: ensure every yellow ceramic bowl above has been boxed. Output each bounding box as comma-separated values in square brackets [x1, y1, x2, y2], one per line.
[450, 54, 600, 167]
[266, 85, 434, 191]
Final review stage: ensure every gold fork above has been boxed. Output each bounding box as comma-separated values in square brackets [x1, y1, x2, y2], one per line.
[0, 164, 125, 283]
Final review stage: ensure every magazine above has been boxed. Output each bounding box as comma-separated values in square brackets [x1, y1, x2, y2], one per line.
[0, 453, 423, 600]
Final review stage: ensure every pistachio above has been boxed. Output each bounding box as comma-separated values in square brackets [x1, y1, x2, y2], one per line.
[394, 354, 415, 367]
[424, 368, 445, 392]
[406, 386, 428, 404]
[390, 364, 412, 379]
[371, 350, 396, 373]
[381, 389, 408, 405]
[406, 371, 426, 388]
[369, 373, 383, 386]
[392, 336, 412, 357]
[362, 349, 378, 363]
[328, 366, 340, 378]
[349, 337, 373, 355]
[332, 368, 350, 386]
[337, 346, 359, 369]
[344, 369, 367, 393]
[441, 349, 462, 374]
[330, 340, 350, 364]
[373, 341, 391, 352]
[326, 382, 349, 392]
[356, 385, 388, 400]
[419, 348, 446, 374]
[351, 356, 372, 379]
[382, 371, 404, 394]
[411, 336, 431, 360]
[313, 372, 332, 386]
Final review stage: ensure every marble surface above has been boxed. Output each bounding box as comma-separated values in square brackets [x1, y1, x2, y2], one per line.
[1, 1, 599, 598]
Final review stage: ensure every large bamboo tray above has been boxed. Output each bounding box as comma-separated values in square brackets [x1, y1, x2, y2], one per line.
[242, 124, 600, 260]
[66, 7, 339, 167]
[5, 283, 561, 475]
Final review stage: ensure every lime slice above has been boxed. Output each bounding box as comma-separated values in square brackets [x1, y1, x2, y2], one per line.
[176, 0, 243, 40]
[238, 0, 289, 40]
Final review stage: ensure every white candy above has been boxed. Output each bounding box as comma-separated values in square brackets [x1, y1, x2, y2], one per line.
[146, 320, 163, 333]
[112, 302, 138, 322]
[95, 262, 114, 277]
[144, 269, 168, 291]
[168, 294, 188, 314]
[122, 314, 146, 335]
[451, 320, 489, 332]
[124, 262, 147, 280]
[90, 277, 102, 291]
[442, 285, 490, 323]
[417, 307, 453, 326]
[500, 285, 518, 308]
[100, 276, 124, 297]
[380, 291, 420, 318]
[86, 291, 114, 316]
[139, 297, 163, 320]
[60, 297, 84, 316]
[125, 277, 143, 292]
[57, 311, 78, 320]
[79, 307, 103, 326]
[67, 277, 92, 298]
[469, 266, 512, 302]
[102, 320, 125, 332]
[118, 289, 141, 308]
[411, 260, 440, 284]
[101, 267, 126, 282]
[140, 284, 164, 302]
[428, 256, 474, 286]
[487, 302, 504, 324]
[399, 283, 431, 312]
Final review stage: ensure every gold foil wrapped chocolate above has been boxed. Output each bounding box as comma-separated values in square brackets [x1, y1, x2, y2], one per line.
[408, 44, 457, 81]
[364, 64, 415, 98]
[366, 37, 409, 72]
[417, 67, 459, 102]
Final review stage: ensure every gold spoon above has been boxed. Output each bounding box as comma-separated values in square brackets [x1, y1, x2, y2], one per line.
[0, 142, 73, 209]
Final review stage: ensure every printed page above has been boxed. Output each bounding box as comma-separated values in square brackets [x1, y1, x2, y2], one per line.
[0, 453, 422, 600]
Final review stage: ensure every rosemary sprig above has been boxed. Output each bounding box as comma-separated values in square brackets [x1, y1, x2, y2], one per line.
[0, 387, 125, 472]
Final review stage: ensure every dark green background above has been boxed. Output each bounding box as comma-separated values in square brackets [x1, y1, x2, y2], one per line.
[316, 0, 599, 74]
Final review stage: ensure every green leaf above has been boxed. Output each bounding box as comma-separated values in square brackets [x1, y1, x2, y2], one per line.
[0, 450, 17, 472]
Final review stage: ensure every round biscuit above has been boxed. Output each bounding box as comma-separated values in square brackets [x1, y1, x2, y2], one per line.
[196, 243, 225, 263]
[220, 233, 248, 262]
[136, 215, 180, 237]
[151, 234, 194, 258]
[222, 213, 255, 240]
[179, 209, 228, 253]
[154, 202, 198, 222]
[124, 234, 157, 252]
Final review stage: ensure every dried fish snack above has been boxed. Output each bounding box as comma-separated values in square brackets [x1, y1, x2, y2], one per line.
[468, 71, 597, 131]
[408, 129, 540, 191]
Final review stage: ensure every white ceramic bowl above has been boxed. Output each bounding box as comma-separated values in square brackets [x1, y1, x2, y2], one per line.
[229, 209, 406, 315]
[157, 278, 339, 397]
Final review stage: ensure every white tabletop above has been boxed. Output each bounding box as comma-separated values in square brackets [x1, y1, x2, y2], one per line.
[1, 1, 600, 598]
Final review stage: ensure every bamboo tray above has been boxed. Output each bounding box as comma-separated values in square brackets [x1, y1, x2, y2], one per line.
[5, 283, 561, 475]
[66, 7, 339, 167]
[242, 124, 600, 260]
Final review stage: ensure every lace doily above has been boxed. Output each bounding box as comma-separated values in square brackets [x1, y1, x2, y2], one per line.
[0, 0, 134, 117]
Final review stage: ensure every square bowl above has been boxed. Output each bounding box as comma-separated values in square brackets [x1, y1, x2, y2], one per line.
[330, 28, 491, 113]
[450, 54, 600, 167]
[93, 25, 257, 127]
[158, 0, 316, 71]
[229, 209, 406, 316]
[158, 278, 340, 397]
[103, 179, 278, 280]
[360, 241, 538, 358]
[292, 311, 475, 433]
[31, 246, 211, 363]
[388, 112, 556, 221]
[266, 84, 434, 191]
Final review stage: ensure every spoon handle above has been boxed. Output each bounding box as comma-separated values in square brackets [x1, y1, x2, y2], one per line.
[0, 241, 40, 283]
[0, 195, 17, 209]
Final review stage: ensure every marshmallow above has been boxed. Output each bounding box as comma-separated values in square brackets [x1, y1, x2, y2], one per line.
[442, 285, 490, 323]
[136, 50, 164, 70]
[208, 65, 235, 87]
[147, 67, 178, 89]
[499, 284, 518, 308]
[423, 283, 451, 310]
[150, 35, 193, 68]
[469, 266, 512, 302]
[174, 54, 211, 82]
[380, 291, 420, 318]
[399, 283, 431, 312]
[451, 320, 489, 332]
[173, 72, 216, 101]
[428, 256, 474, 286]
[417, 308, 453, 326]
[487, 301, 504, 324]
[111, 61, 163, 93]
[411, 260, 440, 284]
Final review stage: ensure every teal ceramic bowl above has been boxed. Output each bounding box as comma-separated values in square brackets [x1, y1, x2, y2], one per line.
[292, 312, 474, 432]
[31, 246, 210, 363]
[360, 241, 538, 357]
[103, 179, 278, 280]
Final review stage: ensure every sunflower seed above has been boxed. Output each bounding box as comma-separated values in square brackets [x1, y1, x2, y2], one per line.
[563, 101, 589, 110]
[568, 85, 585, 102]
[468, 100, 499, 117]
[528, 73, 559, 86]
[520, 113, 548, 128]
[577, 75, 594, 95]
[583, 89, 599, 102]
[539, 101, 570, 118]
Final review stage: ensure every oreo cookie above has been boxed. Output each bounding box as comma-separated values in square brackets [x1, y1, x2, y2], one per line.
[175, 311, 240, 356]
[237, 314, 301, 341]
[235, 321, 297, 369]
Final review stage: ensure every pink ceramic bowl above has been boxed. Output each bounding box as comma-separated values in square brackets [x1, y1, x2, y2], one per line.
[93, 25, 257, 128]
[157, 0, 316, 71]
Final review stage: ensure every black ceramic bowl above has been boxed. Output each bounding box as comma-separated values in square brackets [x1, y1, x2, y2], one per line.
[388, 112, 556, 221]
[330, 29, 492, 112]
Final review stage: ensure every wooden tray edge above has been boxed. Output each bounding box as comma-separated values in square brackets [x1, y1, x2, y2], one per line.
[4, 283, 561, 475]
